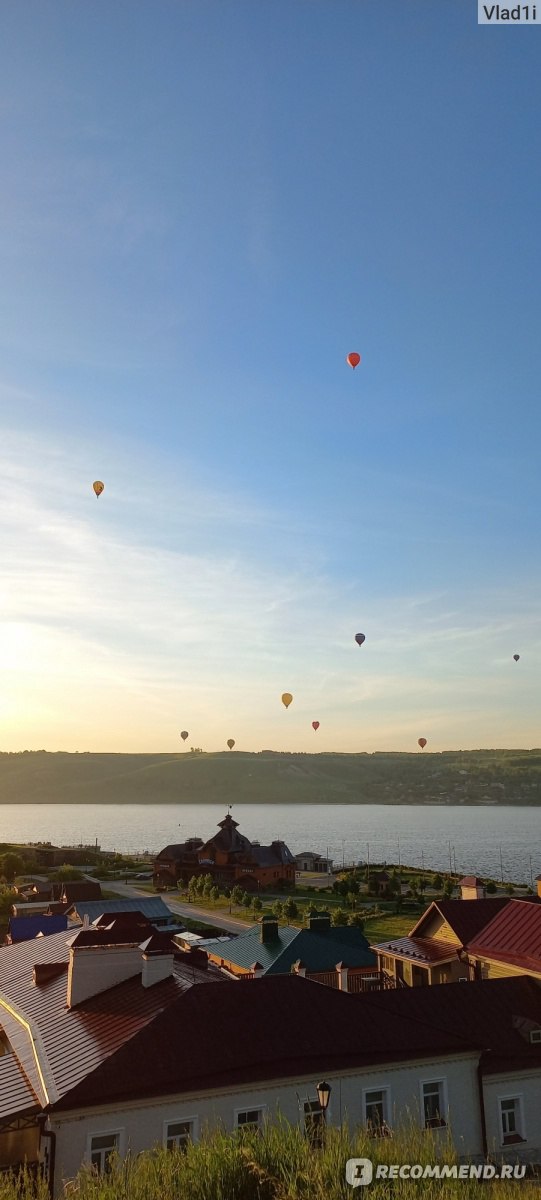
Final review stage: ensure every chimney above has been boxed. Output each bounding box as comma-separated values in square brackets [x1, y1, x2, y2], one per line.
[260, 916, 279, 943]
[308, 910, 331, 933]
[66, 929, 144, 1008]
[140, 933, 175, 987]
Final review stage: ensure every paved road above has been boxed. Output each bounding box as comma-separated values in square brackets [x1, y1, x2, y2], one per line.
[100, 881, 251, 934]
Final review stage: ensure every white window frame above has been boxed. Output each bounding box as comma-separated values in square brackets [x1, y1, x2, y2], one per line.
[162, 1116, 198, 1151]
[86, 1129, 124, 1173]
[419, 1078, 448, 1129]
[362, 1085, 392, 1135]
[234, 1105, 266, 1132]
[498, 1093, 526, 1146]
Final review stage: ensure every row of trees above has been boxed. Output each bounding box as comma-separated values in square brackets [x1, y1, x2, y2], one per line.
[184, 874, 364, 929]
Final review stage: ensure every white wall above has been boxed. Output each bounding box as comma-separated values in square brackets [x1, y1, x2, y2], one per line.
[483, 1069, 541, 1163]
[50, 1053, 482, 1192]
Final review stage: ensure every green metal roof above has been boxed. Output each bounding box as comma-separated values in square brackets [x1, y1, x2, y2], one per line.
[203, 923, 376, 974]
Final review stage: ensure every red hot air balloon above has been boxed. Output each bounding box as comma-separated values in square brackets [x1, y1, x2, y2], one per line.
[513, 654, 520, 662]
[312, 721, 320, 731]
[355, 633, 366, 647]
[346, 352, 361, 369]
[418, 738, 427, 749]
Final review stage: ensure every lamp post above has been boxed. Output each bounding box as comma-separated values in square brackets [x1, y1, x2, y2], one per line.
[316, 1080, 332, 1125]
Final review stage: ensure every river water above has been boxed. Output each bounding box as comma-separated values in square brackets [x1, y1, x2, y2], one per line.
[1, 803, 540, 885]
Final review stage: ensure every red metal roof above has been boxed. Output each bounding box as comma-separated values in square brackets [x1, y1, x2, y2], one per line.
[411, 898, 512, 945]
[466, 899, 541, 972]
[0, 1054, 38, 1120]
[373, 937, 458, 965]
[0, 928, 226, 1108]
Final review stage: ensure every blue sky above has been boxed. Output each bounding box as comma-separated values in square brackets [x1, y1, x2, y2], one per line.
[1, 1, 540, 752]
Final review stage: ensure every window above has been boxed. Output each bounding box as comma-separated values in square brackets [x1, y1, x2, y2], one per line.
[304, 1100, 325, 1147]
[88, 1132, 120, 1174]
[499, 1096, 526, 1145]
[235, 1108, 265, 1132]
[421, 1080, 447, 1128]
[363, 1088, 391, 1136]
[164, 1119, 196, 1151]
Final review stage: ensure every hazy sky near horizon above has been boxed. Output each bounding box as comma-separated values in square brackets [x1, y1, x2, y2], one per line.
[1, 1, 540, 754]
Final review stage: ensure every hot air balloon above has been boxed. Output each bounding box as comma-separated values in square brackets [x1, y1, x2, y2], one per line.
[180, 731, 189, 742]
[346, 352, 361, 369]
[281, 693, 293, 709]
[93, 481, 104, 498]
[312, 721, 320, 731]
[355, 633, 366, 647]
[513, 654, 520, 662]
[227, 738, 235, 750]
[418, 738, 427, 749]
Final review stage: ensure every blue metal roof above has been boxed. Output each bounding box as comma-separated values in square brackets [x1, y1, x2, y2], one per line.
[69, 897, 175, 923]
[8, 915, 68, 943]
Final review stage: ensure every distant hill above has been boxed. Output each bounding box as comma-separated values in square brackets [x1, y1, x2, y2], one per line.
[1, 749, 541, 805]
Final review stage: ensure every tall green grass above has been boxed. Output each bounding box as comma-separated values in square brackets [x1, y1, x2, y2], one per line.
[1, 1121, 538, 1199]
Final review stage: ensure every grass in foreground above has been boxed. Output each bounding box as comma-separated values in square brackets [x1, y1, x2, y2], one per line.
[0, 1121, 538, 1199]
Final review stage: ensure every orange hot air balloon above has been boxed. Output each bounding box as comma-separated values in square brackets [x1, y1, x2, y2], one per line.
[513, 654, 520, 662]
[418, 738, 427, 750]
[312, 721, 320, 731]
[93, 481, 104, 498]
[346, 352, 361, 369]
[227, 738, 235, 750]
[180, 731, 189, 742]
[281, 692, 293, 709]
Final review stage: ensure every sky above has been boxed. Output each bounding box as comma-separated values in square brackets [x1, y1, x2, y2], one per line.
[0, 0, 540, 754]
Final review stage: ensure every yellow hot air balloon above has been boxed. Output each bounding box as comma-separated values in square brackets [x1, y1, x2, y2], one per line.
[227, 738, 235, 750]
[93, 481, 104, 498]
[281, 692, 293, 709]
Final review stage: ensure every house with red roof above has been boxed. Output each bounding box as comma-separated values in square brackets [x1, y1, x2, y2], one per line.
[2, 917, 541, 1188]
[154, 813, 296, 891]
[373, 898, 512, 987]
[465, 899, 541, 982]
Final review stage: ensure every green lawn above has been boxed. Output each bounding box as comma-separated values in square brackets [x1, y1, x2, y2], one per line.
[364, 913, 416, 944]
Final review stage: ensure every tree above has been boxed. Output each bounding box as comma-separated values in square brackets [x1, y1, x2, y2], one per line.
[332, 907, 347, 927]
[505, 883, 514, 896]
[252, 896, 263, 913]
[210, 886, 220, 905]
[282, 898, 298, 922]
[272, 901, 283, 919]
[347, 913, 365, 930]
[51, 864, 84, 882]
[346, 891, 358, 910]
[0, 887, 18, 917]
[443, 878, 454, 899]
[485, 880, 497, 895]
[432, 874, 443, 890]
[0, 853, 24, 884]
[231, 885, 244, 907]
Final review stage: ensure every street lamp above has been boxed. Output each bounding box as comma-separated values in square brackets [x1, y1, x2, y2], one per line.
[316, 1080, 332, 1116]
